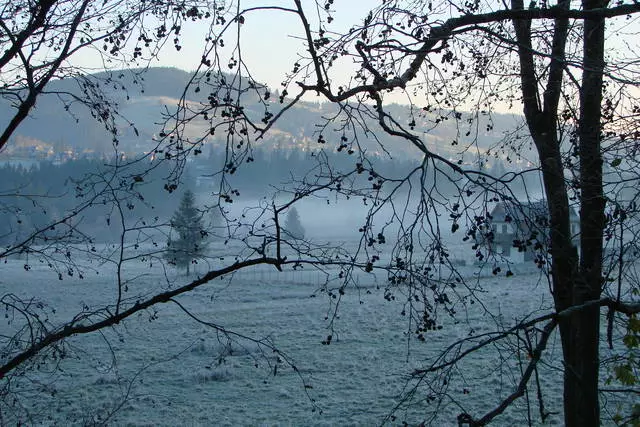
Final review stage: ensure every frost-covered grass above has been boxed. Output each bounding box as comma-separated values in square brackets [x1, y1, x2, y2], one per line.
[0, 247, 629, 426]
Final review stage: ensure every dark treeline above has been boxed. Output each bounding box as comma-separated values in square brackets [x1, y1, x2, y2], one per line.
[0, 149, 428, 246]
[199, 145, 434, 197]
[196, 144, 538, 200]
[0, 158, 188, 245]
[0, 146, 537, 245]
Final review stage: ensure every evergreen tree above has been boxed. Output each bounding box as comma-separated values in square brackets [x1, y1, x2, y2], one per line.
[284, 207, 305, 240]
[166, 190, 207, 275]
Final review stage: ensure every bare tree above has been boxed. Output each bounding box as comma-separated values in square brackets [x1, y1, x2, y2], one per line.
[158, 1, 640, 425]
[0, 0, 221, 150]
[0, 0, 323, 422]
[2, 0, 640, 425]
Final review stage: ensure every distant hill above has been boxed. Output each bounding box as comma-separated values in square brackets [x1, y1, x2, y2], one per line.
[0, 67, 525, 163]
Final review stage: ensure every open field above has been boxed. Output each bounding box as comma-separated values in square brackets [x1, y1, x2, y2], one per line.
[0, 242, 628, 426]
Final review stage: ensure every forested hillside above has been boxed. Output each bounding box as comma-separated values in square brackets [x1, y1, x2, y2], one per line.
[0, 68, 527, 165]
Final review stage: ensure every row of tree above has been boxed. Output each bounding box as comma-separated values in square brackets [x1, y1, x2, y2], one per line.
[0, 158, 190, 244]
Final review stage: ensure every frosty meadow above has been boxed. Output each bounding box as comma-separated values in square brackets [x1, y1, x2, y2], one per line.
[1, 0, 640, 425]
[0, 248, 579, 425]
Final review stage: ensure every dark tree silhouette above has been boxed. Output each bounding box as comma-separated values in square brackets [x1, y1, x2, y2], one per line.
[162, 1, 640, 425]
[166, 190, 208, 275]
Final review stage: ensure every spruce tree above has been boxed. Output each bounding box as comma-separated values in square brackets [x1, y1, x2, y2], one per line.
[166, 190, 207, 275]
[284, 207, 305, 240]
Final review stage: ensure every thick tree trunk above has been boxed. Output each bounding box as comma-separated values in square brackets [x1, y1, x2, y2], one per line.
[530, 125, 582, 427]
[512, 0, 606, 423]
[564, 0, 608, 425]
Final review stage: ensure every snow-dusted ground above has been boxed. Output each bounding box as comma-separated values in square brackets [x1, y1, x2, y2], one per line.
[0, 246, 627, 426]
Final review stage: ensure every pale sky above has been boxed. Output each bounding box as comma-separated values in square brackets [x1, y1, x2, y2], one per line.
[69, 0, 639, 114]
[119, 1, 381, 92]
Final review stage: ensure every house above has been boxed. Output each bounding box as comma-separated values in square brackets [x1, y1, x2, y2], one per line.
[485, 200, 579, 262]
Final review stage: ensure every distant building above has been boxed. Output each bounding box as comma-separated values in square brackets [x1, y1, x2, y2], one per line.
[485, 200, 579, 262]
